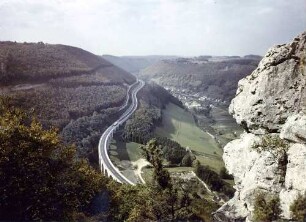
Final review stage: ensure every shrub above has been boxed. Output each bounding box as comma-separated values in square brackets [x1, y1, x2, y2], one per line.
[194, 162, 235, 198]
[181, 153, 193, 167]
[252, 135, 289, 183]
[253, 192, 281, 222]
[0, 100, 106, 220]
[290, 193, 306, 221]
[220, 166, 234, 180]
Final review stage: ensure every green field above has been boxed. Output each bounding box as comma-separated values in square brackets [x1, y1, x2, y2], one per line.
[110, 103, 226, 174]
[109, 140, 142, 162]
[209, 105, 243, 148]
[155, 103, 224, 171]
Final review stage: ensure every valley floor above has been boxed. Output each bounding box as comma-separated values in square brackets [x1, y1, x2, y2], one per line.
[109, 102, 236, 184]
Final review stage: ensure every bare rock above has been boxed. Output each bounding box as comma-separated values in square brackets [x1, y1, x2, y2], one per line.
[218, 32, 306, 222]
[217, 133, 285, 221]
[280, 113, 306, 143]
[229, 32, 306, 134]
[280, 143, 306, 218]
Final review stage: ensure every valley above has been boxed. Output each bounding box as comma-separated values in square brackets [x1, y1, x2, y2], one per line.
[1, 0, 305, 221]
[2, 34, 303, 222]
[106, 55, 257, 183]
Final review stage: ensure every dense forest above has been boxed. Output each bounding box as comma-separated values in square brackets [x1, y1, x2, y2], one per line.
[0, 41, 137, 161]
[0, 42, 135, 85]
[0, 41, 236, 221]
[0, 99, 107, 220]
[0, 100, 222, 221]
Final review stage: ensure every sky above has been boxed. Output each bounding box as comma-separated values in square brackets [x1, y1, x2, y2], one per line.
[0, 0, 305, 56]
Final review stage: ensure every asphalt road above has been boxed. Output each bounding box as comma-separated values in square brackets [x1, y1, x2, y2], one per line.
[98, 79, 145, 185]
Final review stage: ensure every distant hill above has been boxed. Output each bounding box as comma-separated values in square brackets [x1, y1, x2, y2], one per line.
[0, 42, 180, 162]
[0, 41, 138, 159]
[0, 41, 135, 85]
[102, 55, 178, 74]
[139, 56, 261, 103]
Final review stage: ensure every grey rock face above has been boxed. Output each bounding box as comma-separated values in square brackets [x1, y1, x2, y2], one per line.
[280, 143, 306, 218]
[216, 32, 306, 222]
[229, 32, 306, 134]
[280, 113, 306, 143]
[218, 134, 306, 221]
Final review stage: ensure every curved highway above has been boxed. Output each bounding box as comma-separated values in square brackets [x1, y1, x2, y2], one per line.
[118, 81, 139, 111]
[98, 79, 145, 185]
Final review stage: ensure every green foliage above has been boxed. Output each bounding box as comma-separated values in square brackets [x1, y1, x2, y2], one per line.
[219, 166, 234, 180]
[181, 153, 194, 167]
[252, 135, 289, 156]
[141, 139, 171, 189]
[124, 106, 161, 144]
[142, 82, 184, 109]
[194, 162, 235, 198]
[0, 42, 135, 85]
[61, 111, 113, 161]
[290, 193, 306, 221]
[0, 100, 106, 220]
[139, 58, 259, 102]
[107, 140, 221, 222]
[108, 182, 199, 222]
[11, 85, 126, 128]
[155, 136, 188, 165]
[123, 83, 183, 145]
[252, 135, 289, 183]
[253, 192, 282, 222]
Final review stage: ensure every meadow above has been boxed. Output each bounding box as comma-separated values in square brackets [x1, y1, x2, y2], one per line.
[155, 103, 224, 171]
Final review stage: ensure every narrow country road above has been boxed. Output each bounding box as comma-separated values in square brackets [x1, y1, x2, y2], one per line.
[98, 79, 145, 185]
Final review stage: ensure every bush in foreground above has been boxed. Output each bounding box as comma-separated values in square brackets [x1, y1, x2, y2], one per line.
[253, 192, 281, 222]
[290, 193, 306, 221]
[0, 99, 106, 220]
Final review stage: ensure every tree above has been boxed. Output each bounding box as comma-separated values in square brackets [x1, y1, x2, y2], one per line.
[220, 166, 234, 180]
[253, 192, 281, 222]
[108, 140, 219, 222]
[194, 161, 234, 197]
[181, 153, 193, 167]
[0, 99, 106, 220]
[141, 139, 171, 189]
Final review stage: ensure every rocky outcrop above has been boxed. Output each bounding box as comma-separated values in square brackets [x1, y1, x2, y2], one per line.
[229, 33, 306, 134]
[280, 113, 306, 143]
[215, 32, 306, 221]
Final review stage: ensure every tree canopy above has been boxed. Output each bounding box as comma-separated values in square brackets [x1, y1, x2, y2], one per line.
[0, 99, 106, 220]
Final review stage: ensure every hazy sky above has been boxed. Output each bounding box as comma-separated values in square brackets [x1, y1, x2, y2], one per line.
[0, 0, 305, 56]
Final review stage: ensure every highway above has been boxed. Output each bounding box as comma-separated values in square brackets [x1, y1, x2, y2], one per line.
[118, 81, 139, 111]
[98, 79, 145, 185]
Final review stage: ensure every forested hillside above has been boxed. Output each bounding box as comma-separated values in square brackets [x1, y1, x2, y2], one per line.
[0, 42, 135, 85]
[0, 100, 221, 221]
[139, 56, 260, 103]
[0, 41, 136, 159]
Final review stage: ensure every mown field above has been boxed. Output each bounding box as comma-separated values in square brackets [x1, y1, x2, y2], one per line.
[110, 102, 234, 182]
[209, 105, 243, 148]
[109, 139, 142, 163]
[155, 103, 224, 171]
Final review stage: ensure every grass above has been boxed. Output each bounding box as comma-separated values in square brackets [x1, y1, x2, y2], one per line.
[109, 139, 142, 162]
[155, 103, 224, 171]
[110, 103, 229, 174]
[142, 167, 154, 184]
[108, 139, 143, 183]
[165, 166, 193, 173]
[209, 105, 243, 148]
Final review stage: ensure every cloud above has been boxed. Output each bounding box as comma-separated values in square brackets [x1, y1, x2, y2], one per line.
[0, 0, 305, 56]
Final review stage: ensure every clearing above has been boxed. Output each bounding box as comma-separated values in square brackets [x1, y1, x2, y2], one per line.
[155, 103, 224, 171]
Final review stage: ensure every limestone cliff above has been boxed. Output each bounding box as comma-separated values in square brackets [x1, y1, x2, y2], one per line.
[215, 32, 306, 221]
